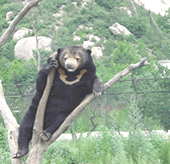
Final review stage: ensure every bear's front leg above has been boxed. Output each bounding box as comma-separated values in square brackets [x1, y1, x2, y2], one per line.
[93, 78, 104, 96]
[41, 58, 58, 74]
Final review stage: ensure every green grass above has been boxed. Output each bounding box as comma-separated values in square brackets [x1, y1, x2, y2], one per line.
[42, 128, 167, 164]
[0, 123, 169, 164]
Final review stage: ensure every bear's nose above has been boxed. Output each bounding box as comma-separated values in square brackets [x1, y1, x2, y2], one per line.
[66, 63, 73, 69]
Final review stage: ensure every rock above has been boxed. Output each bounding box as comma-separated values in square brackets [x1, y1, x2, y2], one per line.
[109, 22, 132, 36]
[13, 28, 33, 40]
[53, 5, 66, 17]
[73, 35, 81, 41]
[55, 26, 59, 31]
[6, 11, 13, 21]
[158, 60, 170, 69]
[91, 47, 103, 59]
[81, 0, 95, 8]
[88, 34, 100, 42]
[72, 2, 77, 7]
[75, 25, 92, 32]
[77, 24, 85, 30]
[14, 36, 52, 61]
[120, 7, 132, 16]
[83, 41, 95, 49]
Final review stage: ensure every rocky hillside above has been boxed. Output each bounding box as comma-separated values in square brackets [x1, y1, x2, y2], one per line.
[1, 0, 170, 83]
[0, 0, 169, 60]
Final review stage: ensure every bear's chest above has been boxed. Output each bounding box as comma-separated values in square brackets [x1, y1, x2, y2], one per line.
[57, 68, 87, 85]
[50, 68, 89, 96]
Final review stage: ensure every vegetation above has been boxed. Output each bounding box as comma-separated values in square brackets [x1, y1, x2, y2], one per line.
[1, 0, 170, 162]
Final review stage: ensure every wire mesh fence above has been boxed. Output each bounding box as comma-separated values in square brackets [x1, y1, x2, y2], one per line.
[2, 77, 170, 127]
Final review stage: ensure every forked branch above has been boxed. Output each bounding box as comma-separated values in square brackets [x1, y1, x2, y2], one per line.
[0, 0, 42, 48]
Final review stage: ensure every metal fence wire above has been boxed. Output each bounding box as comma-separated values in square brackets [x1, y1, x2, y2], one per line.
[2, 77, 170, 124]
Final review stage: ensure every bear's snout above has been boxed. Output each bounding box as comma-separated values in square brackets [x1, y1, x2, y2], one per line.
[65, 59, 78, 72]
[66, 63, 72, 69]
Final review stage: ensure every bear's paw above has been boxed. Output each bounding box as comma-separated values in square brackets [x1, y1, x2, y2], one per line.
[12, 149, 28, 159]
[40, 131, 52, 141]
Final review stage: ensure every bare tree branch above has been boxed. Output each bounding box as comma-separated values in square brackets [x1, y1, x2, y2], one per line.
[32, 52, 58, 143]
[0, 0, 42, 48]
[24, 52, 58, 164]
[27, 12, 42, 71]
[0, 81, 23, 164]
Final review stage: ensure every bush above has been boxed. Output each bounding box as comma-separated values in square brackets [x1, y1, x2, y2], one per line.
[121, 16, 148, 38]
[0, 40, 16, 61]
[41, 127, 166, 164]
[0, 125, 11, 164]
[95, 0, 122, 10]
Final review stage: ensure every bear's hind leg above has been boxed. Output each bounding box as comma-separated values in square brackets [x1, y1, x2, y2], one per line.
[41, 113, 69, 141]
[12, 148, 28, 159]
[12, 132, 31, 158]
[13, 111, 35, 158]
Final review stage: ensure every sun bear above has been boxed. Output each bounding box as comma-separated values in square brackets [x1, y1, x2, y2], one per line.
[13, 46, 104, 158]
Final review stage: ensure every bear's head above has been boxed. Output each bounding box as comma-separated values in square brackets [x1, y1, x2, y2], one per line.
[57, 46, 91, 72]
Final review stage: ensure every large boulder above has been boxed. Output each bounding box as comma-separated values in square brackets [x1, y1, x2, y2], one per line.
[13, 28, 33, 40]
[109, 22, 131, 36]
[14, 36, 52, 61]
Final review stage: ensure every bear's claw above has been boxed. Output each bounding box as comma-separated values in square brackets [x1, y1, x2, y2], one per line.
[47, 57, 58, 68]
[13, 149, 28, 159]
[93, 78, 104, 96]
[40, 131, 52, 141]
[93, 90, 102, 96]
[50, 59, 58, 68]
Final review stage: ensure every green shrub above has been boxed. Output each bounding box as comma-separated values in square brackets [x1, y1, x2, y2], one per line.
[160, 140, 170, 163]
[121, 16, 148, 38]
[0, 125, 11, 164]
[0, 40, 16, 61]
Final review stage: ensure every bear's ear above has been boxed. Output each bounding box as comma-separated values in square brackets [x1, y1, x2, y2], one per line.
[58, 48, 64, 54]
[87, 49, 91, 55]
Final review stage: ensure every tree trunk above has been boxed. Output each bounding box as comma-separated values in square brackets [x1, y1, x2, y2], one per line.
[0, 81, 23, 164]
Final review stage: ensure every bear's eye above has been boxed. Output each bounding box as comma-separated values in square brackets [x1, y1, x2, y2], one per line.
[64, 57, 67, 61]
